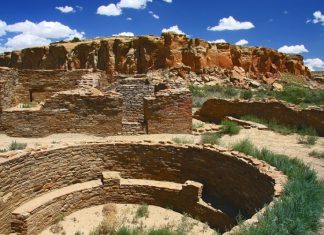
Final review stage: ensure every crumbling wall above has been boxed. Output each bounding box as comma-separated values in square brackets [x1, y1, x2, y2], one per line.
[0, 90, 123, 137]
[0, 142, 286, 234]
[195, 98, 324, 136]
[0, 69, 107, 107]
[144, 88, 192, 134]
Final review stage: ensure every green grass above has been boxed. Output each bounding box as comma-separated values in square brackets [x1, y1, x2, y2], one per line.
[172, 137, 194, 145]
[201, 132, 221, 145]
[9, 141, 27, 151]
[232, 139, 324, 235]
[309, 150, 324, 159]
[240, 115, 318, 136]
[297, 135, 318, 146]
[192, 122, 205, 129]
[135, 204, 149, 219]
[189, 73, 324, 108]
[219, 120, 241, 136]
[0, 148, 7, 153]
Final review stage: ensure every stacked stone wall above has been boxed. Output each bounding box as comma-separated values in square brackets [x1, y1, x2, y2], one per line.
[0, 142, 286, 234]
[0, 91, 123, 137]
[144, 89, 192, 134]
[195, 98, 324, 136]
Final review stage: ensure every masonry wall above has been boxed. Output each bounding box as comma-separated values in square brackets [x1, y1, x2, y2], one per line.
[195, 98, 324, 136]
[0, 142, 286, 234]
[116, 77, 154, 123]
[0, 91, 123, 137]
[144, 89, 192, 134]
[0, 69, 107, 107]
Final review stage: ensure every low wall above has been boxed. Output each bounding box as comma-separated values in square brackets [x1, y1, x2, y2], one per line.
[0, 142, 286, 234]
[195, 98, 324, 136]
[144, 89, 192, 134]
[0, 90, 123, 137]
[11, 174, 232, 235]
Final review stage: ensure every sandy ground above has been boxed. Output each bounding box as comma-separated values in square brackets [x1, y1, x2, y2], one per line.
[40, 204, 215, 235]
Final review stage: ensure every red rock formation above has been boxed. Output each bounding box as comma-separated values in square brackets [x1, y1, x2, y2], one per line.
[0, 33, 311, 79]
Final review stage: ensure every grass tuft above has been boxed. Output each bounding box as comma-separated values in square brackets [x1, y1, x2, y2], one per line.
[201, 132, 221, 145]
[219, 120, 241, 136]
[309, 150, 324, 159]
[232, 139, 324, 235]
[135, 204, 149, 219]
[297, 135, 318, 146]
[9, 141, 27, 151]
[172, 137, 194, 145]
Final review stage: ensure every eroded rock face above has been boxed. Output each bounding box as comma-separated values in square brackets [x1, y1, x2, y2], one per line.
[0, 33, 311, 78]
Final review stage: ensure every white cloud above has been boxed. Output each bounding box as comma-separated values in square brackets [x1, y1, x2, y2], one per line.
[207, 16, 255, 31]
[0, 20, 84, 52]
[162, 25, 186, 35]
[312, 11, 324, 25]
[278, 45, 309, 54]
[235, 39, 249, 46]
[97, 4, 122, 16]
[304, 58, 324, 71]
[126, 17, 133, 21]
[112, 32, 135, 37]
[208, 39, 227, 43]
[5, 34, 51, 50]
[76, 6, 83, 11]
[0, 20, 6, 37]
[55, 6, 75, 13]
[163, 0, 172, 2]
[149, 11, 160, 19]
[6, 20, 84, 39]
[117, 0, 152, 9]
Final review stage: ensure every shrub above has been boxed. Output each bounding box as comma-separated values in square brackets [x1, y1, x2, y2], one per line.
[201, 132, 221, 145]
[9, 141, 27, 151]
[220, 120, 241, 135]
[192, 122, 204, 129]
[0, 148, 7, 153]
[135, 204, 149, 219]
[240, 90, 253, 99]
[297, 135, 318, 146]
[224, 86, 239, 97]
[71, 37, 81, 43]
[309, 150, 324, 159]
[232, 139, 324, 235]
[172, 137, 194, 145]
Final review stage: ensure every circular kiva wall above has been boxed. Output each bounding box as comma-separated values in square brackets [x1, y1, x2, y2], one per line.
[0, 142, 286, 235]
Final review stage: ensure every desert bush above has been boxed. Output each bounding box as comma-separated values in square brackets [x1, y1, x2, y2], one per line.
[309, 150, 324, 159]
[240, 90, 253, 99]
[201, 132, 221, 145]
[71, 37, 81, 42]
[135, 204, 149, 219]
[232, 139, 324, 235]
[0, 148, 7, 153]
[172, 137, 194, 145]
[219, 120, 241, 135]
[9, 141, 27, 150]
[297, 135, 318, 146]
[192, 122, 204, 129]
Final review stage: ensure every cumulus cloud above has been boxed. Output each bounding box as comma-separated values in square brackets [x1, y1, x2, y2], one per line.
[55, 6, 75, 13]
[97, 4, 122, 16]
[207, 16, 255, 31]
[118, 0, 152, 9]
[149, 11, 160, 19]
[304, 58, 324, 71]
[162, 25, 186, 35]
[208, 39, 227, 43]
[278, 45, 309, 54]
[235, 39, 249, 46]
[5, 34, 51, 50]
[163, 0, 172, 2]
[112, 32, 135, 36]
[0, 20, 84, 52]
[126, 17, 133, 21]
[97, 0, 157, 16]
[312, 11, 324, 25]
[0, 20, 6, 37]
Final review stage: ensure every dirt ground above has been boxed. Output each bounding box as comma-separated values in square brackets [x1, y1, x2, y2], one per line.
[40, 204, 215, 235]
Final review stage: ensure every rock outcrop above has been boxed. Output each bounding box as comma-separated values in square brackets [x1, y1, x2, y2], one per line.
[0, 33, 311, 80]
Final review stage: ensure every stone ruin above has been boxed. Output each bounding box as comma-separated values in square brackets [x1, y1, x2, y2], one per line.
[0, 67, 192, 137]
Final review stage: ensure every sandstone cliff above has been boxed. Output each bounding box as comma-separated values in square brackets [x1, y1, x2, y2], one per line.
[0, 33, 311, 80]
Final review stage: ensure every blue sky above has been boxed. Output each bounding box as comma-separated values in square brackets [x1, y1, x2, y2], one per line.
[0, 0, 324, 70]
